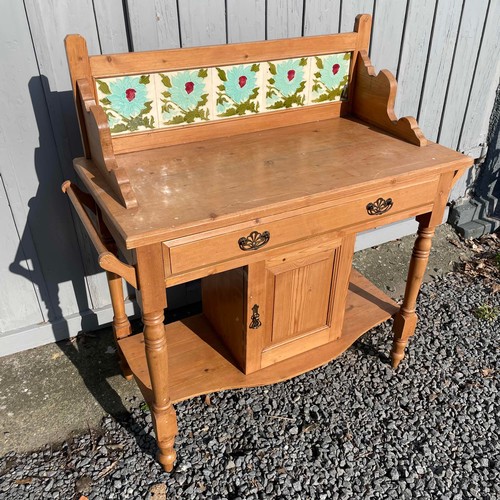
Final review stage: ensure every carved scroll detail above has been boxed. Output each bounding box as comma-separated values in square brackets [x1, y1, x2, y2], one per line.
[76, 78, 138, 209]
[352, 51, 427, 147]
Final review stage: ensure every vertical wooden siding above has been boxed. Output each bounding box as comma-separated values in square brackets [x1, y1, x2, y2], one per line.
[0, 0, 498, 352]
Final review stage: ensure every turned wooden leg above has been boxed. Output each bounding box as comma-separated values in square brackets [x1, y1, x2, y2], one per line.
[391, 214, 436, 369]
[136, 244, 178, 472]
[143, 310, 178, 471]
[96, 209, 134, 379]
[106, 270, 133, 380]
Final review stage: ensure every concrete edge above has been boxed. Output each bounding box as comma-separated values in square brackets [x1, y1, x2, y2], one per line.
[0, 300, 139, 357]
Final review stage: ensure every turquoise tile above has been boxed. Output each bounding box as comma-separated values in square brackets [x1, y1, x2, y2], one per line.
[309, 53, 351, 104]
[96, 75, 157, 135]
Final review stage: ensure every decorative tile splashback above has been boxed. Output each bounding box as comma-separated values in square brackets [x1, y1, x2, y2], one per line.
[214, 63, 262, 118]
[157, 69, 212, 126]
[95, 53, 351, 135]
[96, 75, 158, 135]
[309, 53, 351, 104]
[265, 57, 310, 110]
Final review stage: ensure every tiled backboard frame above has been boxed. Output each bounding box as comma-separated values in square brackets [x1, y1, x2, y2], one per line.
[96, 53, 351, 136]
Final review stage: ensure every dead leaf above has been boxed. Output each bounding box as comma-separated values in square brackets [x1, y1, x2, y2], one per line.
[105, 443, 125, 451]
[79, 497, 89, 500]
[51, 352, 63, 360]
[480, 368, 495, 378]
[448, 238, 462, 248]
[96, 461, 118, 479]
[491, 284, 500, 294]
[149, 483, 167, 499]
[302, 422, 320, 433]
[344, 431, 353, 441]
[14, 478, 32, 485]
[204, 394, 211, 406]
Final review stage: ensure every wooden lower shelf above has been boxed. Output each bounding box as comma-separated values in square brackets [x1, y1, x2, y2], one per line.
[119, 269, 399, 404]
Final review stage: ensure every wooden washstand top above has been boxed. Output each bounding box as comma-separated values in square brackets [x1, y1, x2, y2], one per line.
[75, 117, 470, 249]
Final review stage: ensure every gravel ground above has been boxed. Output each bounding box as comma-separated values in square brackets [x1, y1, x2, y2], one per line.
[1, 242, 499, 499]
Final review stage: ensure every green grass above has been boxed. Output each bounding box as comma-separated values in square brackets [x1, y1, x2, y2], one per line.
[139, 401, 150, 413]
[475, 304, 500, 321]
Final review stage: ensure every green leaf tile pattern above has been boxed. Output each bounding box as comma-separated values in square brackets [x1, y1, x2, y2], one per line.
[266, 58, 309, 110]
[214, 64, 261, 118]
[96, 75, 157, 135]
[159, 69, 211, 126]
[310, 53, 351, 104]
[95, 52, 351, 135]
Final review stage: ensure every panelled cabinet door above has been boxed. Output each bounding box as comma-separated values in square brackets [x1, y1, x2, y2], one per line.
[202, 233, 355, 375]
[258, 234, 354, 369]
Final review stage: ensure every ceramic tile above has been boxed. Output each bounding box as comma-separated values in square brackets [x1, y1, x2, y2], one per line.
[156, 68, 212, 127]
[308, 52, 351, 105]
[96, 75, 158, 135]
[212, 63, 262, 119]
[264, 57, 310, 111]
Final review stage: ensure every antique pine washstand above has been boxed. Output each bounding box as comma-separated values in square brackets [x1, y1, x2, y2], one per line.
[62, 15, 472, 471]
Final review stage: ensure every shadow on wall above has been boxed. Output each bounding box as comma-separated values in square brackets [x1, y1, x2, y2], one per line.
[9, 76, 112, 338]
[480, 86, 500, 218]
[8, 76, 137, 423]
[450, 85, 500, 237]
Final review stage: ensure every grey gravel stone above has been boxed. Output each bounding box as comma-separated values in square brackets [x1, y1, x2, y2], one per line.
[1, 246, 499, 499]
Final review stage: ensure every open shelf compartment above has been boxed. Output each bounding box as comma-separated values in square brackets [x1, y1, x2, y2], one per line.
[119, 269, 398, 404]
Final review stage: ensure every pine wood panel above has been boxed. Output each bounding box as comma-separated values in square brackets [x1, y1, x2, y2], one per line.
[119, 270, 399, 402]
[201, 268, 246, 370]
[270, 253, 334, 343]
[244, 261, 269, 373]
[352, 51, 427, 146]
[75, 117, 470, 249]
[328, 233, 356, 340]
[110, 102, 347, 154]
[88, 33, 359, 77]
[163, 175, 438, 274]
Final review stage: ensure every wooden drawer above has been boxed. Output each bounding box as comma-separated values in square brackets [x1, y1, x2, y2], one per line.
[163, 177, 439, 275]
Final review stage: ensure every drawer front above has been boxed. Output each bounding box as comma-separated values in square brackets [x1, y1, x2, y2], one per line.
[164, 178, 438, 275]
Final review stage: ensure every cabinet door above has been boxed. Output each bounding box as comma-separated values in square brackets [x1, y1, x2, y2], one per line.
[202, 234, 355, 374]
[258, 235, 355, 369]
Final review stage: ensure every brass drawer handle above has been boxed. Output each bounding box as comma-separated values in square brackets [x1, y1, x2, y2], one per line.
[366, 197, 393, 216]
[238, 230, 270, 251]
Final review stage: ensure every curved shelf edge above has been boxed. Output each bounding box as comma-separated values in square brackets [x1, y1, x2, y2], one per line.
[119, 270, 399, 404]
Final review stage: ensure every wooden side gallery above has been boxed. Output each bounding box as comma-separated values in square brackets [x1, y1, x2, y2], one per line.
[62, 15, 472, 472]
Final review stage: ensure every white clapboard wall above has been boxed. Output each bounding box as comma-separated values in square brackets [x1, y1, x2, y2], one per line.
[1, 0, 499, 355]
